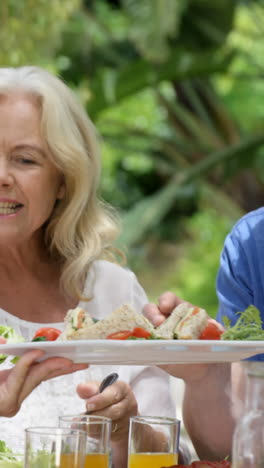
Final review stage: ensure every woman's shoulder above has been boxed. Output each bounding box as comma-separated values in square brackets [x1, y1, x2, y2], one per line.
[92, 259, 135, 279]
[83, 259, 138, 298]
[81, 260, 147, 317]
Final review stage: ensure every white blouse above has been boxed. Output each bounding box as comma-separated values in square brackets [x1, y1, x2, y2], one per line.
[0, 260, 176, 452]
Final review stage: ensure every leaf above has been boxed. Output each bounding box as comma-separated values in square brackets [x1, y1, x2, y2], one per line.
[223, 316, 231, 329]
[118, 134, 264, 247]
[121, 0, 188, 62]
[221, 305, 264, 341]
[88, 48, 233, 117]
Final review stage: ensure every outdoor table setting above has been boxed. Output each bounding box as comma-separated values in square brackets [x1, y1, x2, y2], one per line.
[1, 304, 264, 467]
[0, 357, 263, 468]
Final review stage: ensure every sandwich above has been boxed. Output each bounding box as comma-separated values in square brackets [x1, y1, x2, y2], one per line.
[175, 305, 208, 340]
[155, 303, 208, 340]
[58, 306, 95, 341]
[59, 304, 155, 341]
[155, 303, 189, 339]
[59, 302, 220, 341]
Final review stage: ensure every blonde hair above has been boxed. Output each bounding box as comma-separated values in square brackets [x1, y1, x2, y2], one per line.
[0, 66, 122, 298]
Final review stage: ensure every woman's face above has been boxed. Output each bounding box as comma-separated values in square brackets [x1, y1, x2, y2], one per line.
[0, 93, 65, 248]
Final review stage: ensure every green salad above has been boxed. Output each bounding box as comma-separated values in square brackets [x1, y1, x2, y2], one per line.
[0, 441, 23, 468]
[221, 305, 264, 341]
[0, 441, 58, 468]
[0, 325, 24, 364]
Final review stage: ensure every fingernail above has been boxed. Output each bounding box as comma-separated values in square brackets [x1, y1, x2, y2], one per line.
[86, 403, 96, 412]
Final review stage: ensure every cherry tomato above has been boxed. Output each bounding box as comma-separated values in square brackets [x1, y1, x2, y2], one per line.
[132, 327, 152, 339]
[0, 336, 7, 344]
[107, 330, 133, 340]
[199, 320, 224, 340]
[33, 327, 62, 341]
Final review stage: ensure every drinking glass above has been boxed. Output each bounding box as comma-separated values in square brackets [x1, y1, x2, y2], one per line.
[128, 415, 180, 468]
[24, 426, 86, 468]
[59, 414, 111, 468]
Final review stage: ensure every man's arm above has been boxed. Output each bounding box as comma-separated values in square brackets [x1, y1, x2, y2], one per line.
[160, 361, 244, 461]
[144, 294, 247, 461]
[183, 362, 244, 460]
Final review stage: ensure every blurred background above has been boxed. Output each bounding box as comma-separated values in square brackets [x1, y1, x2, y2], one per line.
[3, 0, 264, 317]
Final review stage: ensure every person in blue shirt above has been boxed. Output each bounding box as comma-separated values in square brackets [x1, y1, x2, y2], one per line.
[216, 207, 264, 360]
[216, 207, 264, 339]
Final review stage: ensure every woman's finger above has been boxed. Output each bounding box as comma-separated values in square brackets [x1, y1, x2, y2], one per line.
[78, 381, 128, 413]
[17, 356, 84, 404]
[76, 381, 100, 400]
[42, 362, 88, 381]
[6, 349, 46, 395]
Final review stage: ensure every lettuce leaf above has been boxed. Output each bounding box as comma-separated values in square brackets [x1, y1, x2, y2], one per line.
[0, 326, 24, 343]
[0, 440, 12, 455]
[221, 305, 264, 340]
[0, 326, 24, 364]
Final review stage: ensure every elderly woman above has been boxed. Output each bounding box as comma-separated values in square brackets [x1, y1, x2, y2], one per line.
[0, 66, 177, 467]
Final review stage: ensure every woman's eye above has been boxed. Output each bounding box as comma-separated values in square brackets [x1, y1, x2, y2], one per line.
[21, 158, 35, 164]
[14, 156, 37, 165]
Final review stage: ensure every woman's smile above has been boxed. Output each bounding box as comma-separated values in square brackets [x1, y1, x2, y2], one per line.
[0, 199, 23, 216]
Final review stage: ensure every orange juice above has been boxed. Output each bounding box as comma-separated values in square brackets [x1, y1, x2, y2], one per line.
[84, 453, 109, 468]
[59, 452, 84, 468]
[60, 453, 108, 468]
[128, 452, 178, 468]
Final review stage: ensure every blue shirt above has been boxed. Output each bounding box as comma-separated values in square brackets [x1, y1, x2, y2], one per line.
[216, 207, 264, 361]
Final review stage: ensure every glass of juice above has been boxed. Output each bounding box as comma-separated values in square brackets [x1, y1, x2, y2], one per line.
[24, 426, 86, 468]
[59, 414, 111, 468]
[128, 415, 180, 468]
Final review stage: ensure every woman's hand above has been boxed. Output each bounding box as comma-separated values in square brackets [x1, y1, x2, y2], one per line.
[76, 380, 138, 442]
[0, 349, 88, 417]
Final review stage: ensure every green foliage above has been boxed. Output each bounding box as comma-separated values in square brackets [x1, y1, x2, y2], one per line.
[174, 208, 237, 317]
[117, 133, 263, 248]
[0, 0, 80, 66]
[98, 88, 162, 208]
[140, 207, 238, 318]
[121, 0, 188, 62]
[56, 0, 235, 116]
[215, 1, 264, 132]
[177, 0, 236, 51]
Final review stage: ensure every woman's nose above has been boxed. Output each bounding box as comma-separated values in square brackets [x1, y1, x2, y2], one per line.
[0, 161, 13, 186]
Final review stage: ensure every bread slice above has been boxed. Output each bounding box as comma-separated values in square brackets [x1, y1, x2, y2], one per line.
[175, 306, 208, 339]
[58, 307, 94, 341]
[67, 304, 155, 340]
[155, 303, 190, 339]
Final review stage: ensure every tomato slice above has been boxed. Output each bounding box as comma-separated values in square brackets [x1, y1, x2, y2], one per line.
[199, 320, 224, 340]
[132, 327, 151, 339]
[33, 327, 62, 341]
[0, 336, 7, 344]
[107, 330, 133, 340]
